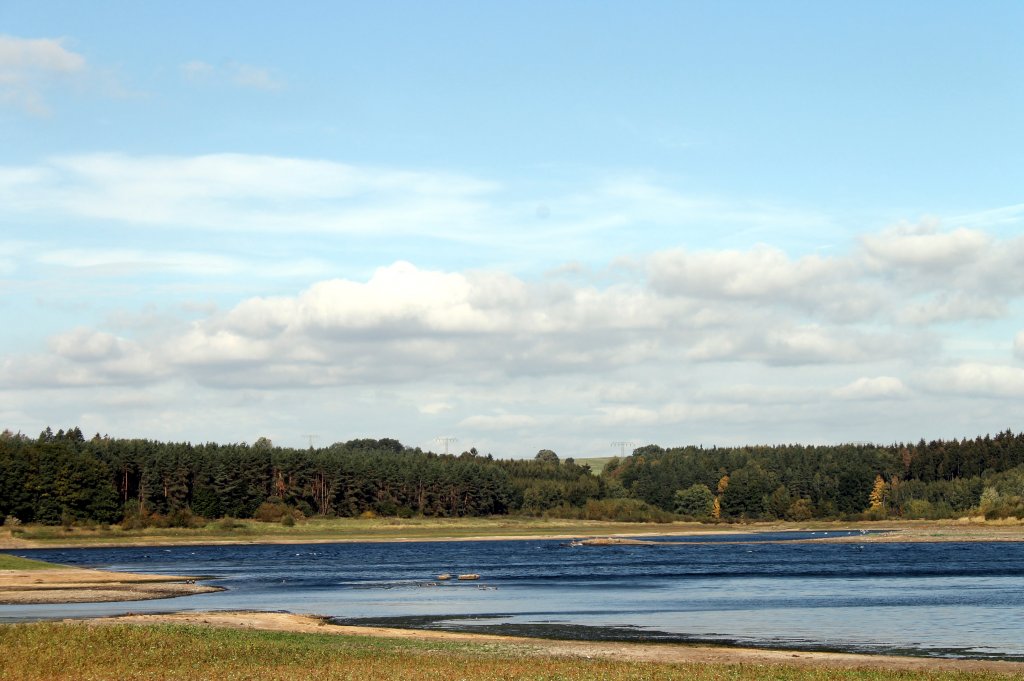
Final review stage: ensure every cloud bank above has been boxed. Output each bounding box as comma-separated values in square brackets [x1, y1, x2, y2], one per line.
[4, 220, 1024, 452]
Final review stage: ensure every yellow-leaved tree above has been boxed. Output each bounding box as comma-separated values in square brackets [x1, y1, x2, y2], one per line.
[868, 475, 887, 512]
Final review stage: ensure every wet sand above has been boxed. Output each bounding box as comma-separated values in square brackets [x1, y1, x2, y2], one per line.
[90, 610, 1024, 675]
[0, 567, 221, 604]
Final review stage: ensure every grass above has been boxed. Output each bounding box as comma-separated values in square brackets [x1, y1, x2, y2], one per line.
[5, 516, 734, 547]
[0, 622, 1015, 681]
[0, 553, 63, 570]
[575, 456, 615, 474]
[5, 517, 1021, 549]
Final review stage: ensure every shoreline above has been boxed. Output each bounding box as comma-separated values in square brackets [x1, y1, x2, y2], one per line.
[4, 519, 1022, 550]
[84, 610, 1024, 674]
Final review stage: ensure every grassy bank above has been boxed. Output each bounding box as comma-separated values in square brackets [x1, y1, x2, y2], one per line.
[0, 622, 1016, 681]
[0, 553, 63, 570]
[2, 516, 728, 547]
[3, 516, 1022, 549]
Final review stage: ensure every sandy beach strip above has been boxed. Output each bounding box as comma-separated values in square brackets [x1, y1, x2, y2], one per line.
[0, 568, 222, 604]
[86, 610, 1024, 675]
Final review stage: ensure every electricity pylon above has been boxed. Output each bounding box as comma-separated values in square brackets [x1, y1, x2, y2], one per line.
[435, 436, 458, 455]
[611, 441, 636, 457]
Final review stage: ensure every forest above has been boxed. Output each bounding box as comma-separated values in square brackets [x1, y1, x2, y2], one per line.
[1, 427, 1023, 527]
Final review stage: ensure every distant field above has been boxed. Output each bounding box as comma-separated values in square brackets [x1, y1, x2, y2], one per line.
[575, 456, 614, 474]
[0, 622, 1017, 681]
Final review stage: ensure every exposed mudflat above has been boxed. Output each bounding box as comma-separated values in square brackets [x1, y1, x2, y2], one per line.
[0, 568, 221, 604]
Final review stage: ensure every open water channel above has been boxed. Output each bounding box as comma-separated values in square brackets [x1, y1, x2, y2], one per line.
[3, 531, 1023, 660]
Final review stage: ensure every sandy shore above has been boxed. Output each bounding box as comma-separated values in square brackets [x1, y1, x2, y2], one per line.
[88, 610, 1024, 674]
[0, 567, 222, 604]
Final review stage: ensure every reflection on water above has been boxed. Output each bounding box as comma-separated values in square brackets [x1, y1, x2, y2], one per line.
[3, 531, 1023, 659]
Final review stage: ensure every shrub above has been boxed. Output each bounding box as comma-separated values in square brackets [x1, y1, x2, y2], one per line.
[674, 484, 714, 518]
[254, 501, 289, 523]
[165, 508, 205, 528]
[786, 498, 815, 521]
[544, 498, 675, 523]
[216, 517, 245, 531]
[280, 514, 295, 527]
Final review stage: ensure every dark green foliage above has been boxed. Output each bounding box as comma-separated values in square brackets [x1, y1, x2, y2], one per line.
[674, 483, 714, 518]
[0, 430, 518, 524]
[3, 426, 1024, 525]
[547, 497, 676, 522]
[601, 430, 1024, 521]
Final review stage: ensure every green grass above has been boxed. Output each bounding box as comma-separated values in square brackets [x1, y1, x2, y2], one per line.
[0, 622, 1015, 681]
[0, 553, 63, 570]
[576, 456, 615, 474]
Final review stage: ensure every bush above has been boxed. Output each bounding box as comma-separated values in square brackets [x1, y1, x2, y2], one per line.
[674, 484, 714, 518]
[544, 498, 676, 523]
[165, 508, 205, 528]
[216, 517, 245, 531]
[254, 501, 289, 522]
[280, 514, 295, 527]
[3, 515, 21, 527]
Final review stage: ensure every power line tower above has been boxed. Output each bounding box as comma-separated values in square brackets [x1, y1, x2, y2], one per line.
[302, 434, 320, 449]
[435, 436, 458, 455]
[611, 440, 636, 457]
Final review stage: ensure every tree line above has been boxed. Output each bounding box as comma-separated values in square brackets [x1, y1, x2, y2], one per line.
[1, 427, 1022, 526]
[601, 431, 1024, 521]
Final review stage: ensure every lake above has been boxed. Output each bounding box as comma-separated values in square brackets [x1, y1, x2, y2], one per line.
[3, 531, 1023, 660]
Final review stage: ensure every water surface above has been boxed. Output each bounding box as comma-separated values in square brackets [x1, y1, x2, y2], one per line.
[4, 531, 1022, 660]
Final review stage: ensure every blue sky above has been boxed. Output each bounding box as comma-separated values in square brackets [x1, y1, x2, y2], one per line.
[2, 2, 1023, 455]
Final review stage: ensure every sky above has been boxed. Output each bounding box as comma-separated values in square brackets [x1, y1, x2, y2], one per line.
[1, 1, 1023, 457]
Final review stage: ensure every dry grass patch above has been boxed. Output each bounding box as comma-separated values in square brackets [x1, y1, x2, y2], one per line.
[0, 622, 1018, 681]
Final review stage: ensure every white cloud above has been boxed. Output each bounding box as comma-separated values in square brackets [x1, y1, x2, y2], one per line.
[229, 63, 284, 91]
[923, 363, 1024, 398]
[861, 221, 990, 270]
[181, 60, 214, 80]
[0, 153, 495, 237]
[1015, 331, 1024, 360]
[37, 249, 242, 275]
[181, 59, 284, 90]
[833, 376, 909, 400]
[0, 34, 86, 115]
[458, 413, 538, 430]
[899, 292, 1006, 325]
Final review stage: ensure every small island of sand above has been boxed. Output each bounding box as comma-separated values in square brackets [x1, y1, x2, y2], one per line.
[0, 565, 221, 604]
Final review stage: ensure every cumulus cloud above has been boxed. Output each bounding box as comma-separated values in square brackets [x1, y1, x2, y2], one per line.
[861, 221, 990, 270]
[0, 246, 941, 399]
[0, 34, 86, 114]
[6, 179, 1024, 449]
[833, 376, 909, 400]
[923, 363, 1024, 398]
